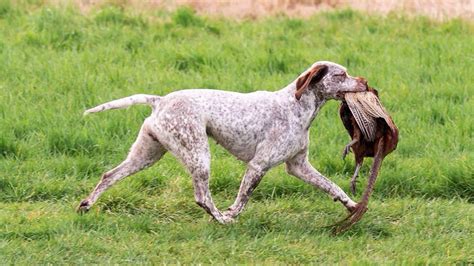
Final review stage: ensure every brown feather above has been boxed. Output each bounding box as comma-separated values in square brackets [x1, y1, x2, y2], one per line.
[334, 87, 399, 233]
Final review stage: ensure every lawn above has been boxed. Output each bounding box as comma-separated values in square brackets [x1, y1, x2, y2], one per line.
[0, 2, 473, 263]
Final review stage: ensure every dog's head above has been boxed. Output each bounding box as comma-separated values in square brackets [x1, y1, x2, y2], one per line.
[295, 61, 368, 100]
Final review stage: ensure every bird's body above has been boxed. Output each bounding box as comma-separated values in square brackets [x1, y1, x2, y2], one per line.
[336, 87, 398, 232]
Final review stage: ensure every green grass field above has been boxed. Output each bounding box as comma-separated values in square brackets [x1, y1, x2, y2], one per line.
[0, 2, 473, 263]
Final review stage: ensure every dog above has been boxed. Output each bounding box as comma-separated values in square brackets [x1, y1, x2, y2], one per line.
[77, 61, 368, 224]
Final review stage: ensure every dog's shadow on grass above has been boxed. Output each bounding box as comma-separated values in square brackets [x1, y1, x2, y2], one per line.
[72, 197, 393, 240]
[320, 211, 394, 239]
[72, 209, 393, 241]
[212, 211, 392, 239]
[327, 222, 393, 239]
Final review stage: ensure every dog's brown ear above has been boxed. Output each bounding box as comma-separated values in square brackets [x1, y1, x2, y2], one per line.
[295, 65, 328, 100]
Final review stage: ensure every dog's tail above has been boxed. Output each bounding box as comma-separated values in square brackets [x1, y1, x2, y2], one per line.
[84, 94, 161, 115]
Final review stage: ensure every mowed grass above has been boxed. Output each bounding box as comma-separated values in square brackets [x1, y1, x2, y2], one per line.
[0, 2, 473, 263]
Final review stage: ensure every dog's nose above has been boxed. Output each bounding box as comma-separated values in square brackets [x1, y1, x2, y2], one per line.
[356, 77, 368, 86]
[355, 77, 368, 91]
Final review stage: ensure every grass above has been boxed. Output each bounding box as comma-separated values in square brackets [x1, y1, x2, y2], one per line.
[0, 2, 473, 264]
[1, 198, 472, 264]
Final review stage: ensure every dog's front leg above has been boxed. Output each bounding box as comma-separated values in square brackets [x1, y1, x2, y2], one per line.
[223, 164, 267, 219]
[286, 151, 357, 212]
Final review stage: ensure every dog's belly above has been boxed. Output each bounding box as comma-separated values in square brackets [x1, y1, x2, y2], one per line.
[206, 124, 261, 162]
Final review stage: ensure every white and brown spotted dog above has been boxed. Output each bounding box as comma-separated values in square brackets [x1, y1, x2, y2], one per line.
[78, 61, 368, 223]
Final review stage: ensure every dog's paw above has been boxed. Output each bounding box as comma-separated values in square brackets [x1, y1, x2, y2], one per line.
[207, 212, 236, 224]
[76, 200, 91, 214]
[214, 211, 236, 224]
[220, 214, 236, 224]
[222, 209, 239, 218]
[345, 201, 358, 213]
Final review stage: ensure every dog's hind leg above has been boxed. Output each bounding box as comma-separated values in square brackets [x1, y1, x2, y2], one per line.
[155, 112, 233, 224]
[77, 120, 166, 213]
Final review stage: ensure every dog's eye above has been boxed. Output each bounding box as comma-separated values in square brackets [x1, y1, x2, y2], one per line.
[334, 73, 346, 81]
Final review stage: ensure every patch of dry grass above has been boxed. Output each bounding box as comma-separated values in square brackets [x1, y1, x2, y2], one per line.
[45, 0, 474, 20]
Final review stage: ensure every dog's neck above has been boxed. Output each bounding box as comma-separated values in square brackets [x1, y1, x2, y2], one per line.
[278, 82, 327, 130]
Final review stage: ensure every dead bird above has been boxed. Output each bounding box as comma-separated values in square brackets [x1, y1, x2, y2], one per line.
[336, 87, 398, 232]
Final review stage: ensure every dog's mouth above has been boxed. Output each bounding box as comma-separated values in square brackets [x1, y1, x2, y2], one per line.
[335, 92, 346, 100]
[356, 83, 369, 92]
[335, 85, 368, 100]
